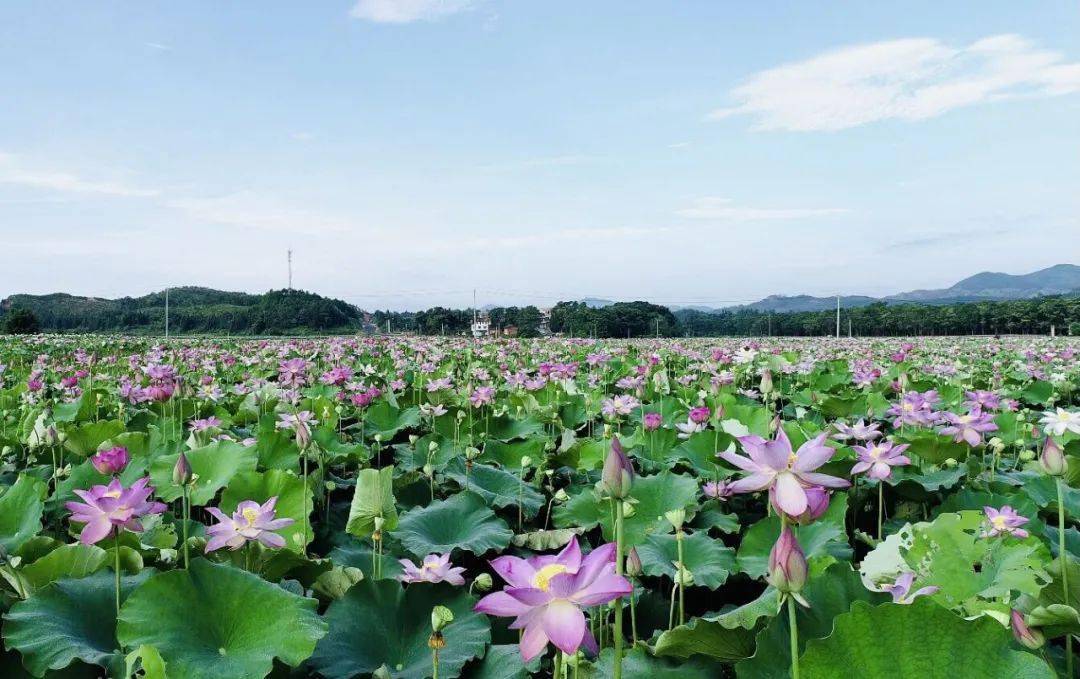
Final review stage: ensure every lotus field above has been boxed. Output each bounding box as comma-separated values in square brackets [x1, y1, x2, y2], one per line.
[1, 335, 1080, 678]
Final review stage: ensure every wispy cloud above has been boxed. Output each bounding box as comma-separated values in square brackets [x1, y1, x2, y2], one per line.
[676, 197, 849, 221]
[144, 42, 171, 51]
[350, 0, 480, 24]
[0, 152, 159, 197]
[710, 34, 1080, 131]
[165, 191, 355, 235]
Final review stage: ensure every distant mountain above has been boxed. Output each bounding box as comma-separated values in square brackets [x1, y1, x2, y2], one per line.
[734, 264, 1080, 313]
[1, 287, 363, 334]
[579, 298, 615, 308]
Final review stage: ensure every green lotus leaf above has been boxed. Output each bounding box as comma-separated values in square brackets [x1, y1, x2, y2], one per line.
[219, 469, 313, 553]
[553, 471, 700, 549]
[21, 544, 109, 589]
[116, 559, 326, 679]
[395, 492, 512, 558]
[592, 645, 719, 677]
[309, 580, 490, 679]
[62, 420, 125, 456]
[3, 569, 152, 677]
[150, 440, 258, 505]
[736, 562, 887, 678]
[463, 643, 541, 679]
[444, 458, 545, 519]
[346, 466, 398, 539]
[362, 402, 421, 439]
[653, 588, 779, 661]
[479, 438, 547, 471]
[0, 475, 46, 555]
[800, 599, 1054, 678]
[736, 494, 851, 578]
[636, 530, 736, 589]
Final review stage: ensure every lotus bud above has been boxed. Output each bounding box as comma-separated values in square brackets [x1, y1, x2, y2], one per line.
[373, 667, 392, 679]
[374, 433, 383, 443]
[91, 446, 130, 475]
[465, 446, 481, 460]
[1040, 436, 1068, 477]
[759, 369, 774, 395]
[1020, 449, 1036, 462]
[431, 605, 454, 633]
[409, 434, 419, 445]
[554, 488, 569, 502]
[674, 562, 693, 586]
[664, 509, 686, 530]
[943, 457, 958, 468]
[988, 437, 1005, 455]
[791, 485, 829, 525]
[603, 423, 612, 438]
[767, 526, 808, 595]
[428, 441, 439, 453]
[520, 456, 532, 469]
[456, 410, 466, 421]
[601, 436, 634, 499]
[473, 573, 493, 592]
[172, 451, 193, 486]
[625, 547, 642, 577]
[1010, 609, 1045, 650]
[422, 463, 434, 478]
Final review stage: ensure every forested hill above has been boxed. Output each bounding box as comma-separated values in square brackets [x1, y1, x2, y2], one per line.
[0, 287, 363, 334]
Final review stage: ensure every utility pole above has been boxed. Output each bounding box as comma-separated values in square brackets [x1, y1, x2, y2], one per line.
[848, 318, 852, 338]
[287, 249, 293, 289]
[164, 287, 170, 340]
[655, 318, 660, 338]
[835, 296, 840, 338]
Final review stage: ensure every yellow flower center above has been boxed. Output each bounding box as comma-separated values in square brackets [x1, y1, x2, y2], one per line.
[902, 403, 913, 411]
[103, 489, 122, 499]
[241, 508, 259, 527]
[533, 564, 569, 591]
[868, 446, 882, 460]
[992, 516, 1008, 530]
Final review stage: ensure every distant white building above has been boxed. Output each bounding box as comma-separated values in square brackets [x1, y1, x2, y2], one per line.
[538, 308, 552, 337]
[471, 314, 490, 338]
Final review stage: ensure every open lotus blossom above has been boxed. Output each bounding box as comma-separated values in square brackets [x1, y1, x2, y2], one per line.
[878, 572, 939, 604]
[1040, 407, 1080, 436]
[399, 553, 466, 585]
[474, 536, 632, 661]
[850, 440, 911, 480]
[831, 419, 882, 442]
[66, 477, 166, 545]
[205, 496, 295, 552]
[720, 426, 850, 517]
[937, 408, 998, 447]
[982, 505, 1029, 539]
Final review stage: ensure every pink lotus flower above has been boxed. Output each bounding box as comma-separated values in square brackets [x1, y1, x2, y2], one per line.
[719, 426, 850, 517]
[91, 446, 130, 475]
[399, 553, 466, 585]
[937, 408, 997, 447]
[204, 497, 295, 552]
[879, 572, 938, 604]
[982, 505, 1029, 539]
[642, 412, 663, 431]
[850, 440, 911, 480]
[474, 536, 632, 661]
[469, 386, 496, 407]
[66, 477, 166, 545]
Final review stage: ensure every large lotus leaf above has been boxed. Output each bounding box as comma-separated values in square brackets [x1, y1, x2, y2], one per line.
[21, 544, 109, 589]
[463, 644, 541, 679]
[669, 430, 737, 475]
[346, 466, 398, 539]
[903, 511, 1050, 610]
[3, 569, 152, 677]
[116, 559, 326, 679]
[896, 430, 970, 464]
[479, 438, 547, 471]
[362, 402, 421, 439]
[0, 475, 46, 554]
[62, 420, 125, 456]
[395, 492, 512, 558]
[553, 471, 699, 549]
[735, 563, 887, 678]
[592, 645, 718, 677]
[150, 440, 257, 505]
[393, 434, 462, 472]
[310, 580, 490, 679]
[328, 539, 404, 580]
[219, 469, 312, 553]
[736, 494, 851, 578]
[653, 588, 778, 661]
[636, 531, 736, 589]
[444, 458, 544, 519]
[800, 599, 1054, 678]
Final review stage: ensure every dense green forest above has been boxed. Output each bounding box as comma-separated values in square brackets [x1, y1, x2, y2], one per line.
[2, 287, 1078, 337]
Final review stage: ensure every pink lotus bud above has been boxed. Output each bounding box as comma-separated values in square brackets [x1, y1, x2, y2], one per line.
[767, 526, 808, 594]
[172, 451, 193, 486]
[642, 412, 662, 431]
[1040, 436, 1068, 477]
[601, 436, 634, 499]
[1010, 609, 1044, 650]
[789, 485, 829, 525]
[625, 547, 642, 577]
[91, 446, 130, 475]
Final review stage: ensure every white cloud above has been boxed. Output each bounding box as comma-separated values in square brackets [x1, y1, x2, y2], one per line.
[350, 0, 479, 24]
[165, 191, 356, 235]
[0, 152, 159, 197]
[676, 197, 849, 220]
[144, 42, 171, 51]
[710, 34, 1080, 131]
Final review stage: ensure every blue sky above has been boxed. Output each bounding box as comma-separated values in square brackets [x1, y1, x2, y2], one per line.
[1, 1, 1078, 310]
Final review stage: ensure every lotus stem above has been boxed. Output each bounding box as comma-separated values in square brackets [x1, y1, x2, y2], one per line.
[113, 531, 121, 620]
[1058, 478, 1072, 677]
[613, 498, 625, 679]
[877, 482, 884, 541]
[788, 595, 800, 679]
